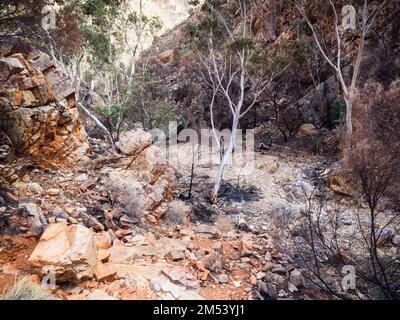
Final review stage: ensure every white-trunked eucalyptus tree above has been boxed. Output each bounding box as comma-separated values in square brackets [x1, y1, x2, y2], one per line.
[292, 0, 387, 144]
[195, 0, 285, 204]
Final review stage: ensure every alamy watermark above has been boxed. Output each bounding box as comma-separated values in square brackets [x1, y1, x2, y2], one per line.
[342, 5, 357, 30]
[41, 5, 56, 31]
[342, 265, 356, 291]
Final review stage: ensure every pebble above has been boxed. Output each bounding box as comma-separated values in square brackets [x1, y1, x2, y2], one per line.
[47, 188, 61, 196]
[28, 182, 43, 194]
[218, 274, 229, 284]
[168, 250, 185, 261]
[289, 269, 304, 288]
[75, 173, 89, 182]
[256, 272, 266, 280]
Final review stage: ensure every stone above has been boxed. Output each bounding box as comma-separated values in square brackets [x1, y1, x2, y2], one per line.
[218, 274, 229, 284]
[258, 280, 278, 299]
[256, 272, 266, 280]
[53, 206, 67, 218]
[116, 128, 152, 156]
[105, 166, 175, 219]
[0, 50, 89, 165]
[239, 238, 253, 257]
[94, 263, 117, 282]
[194, 224, 220, 237]
[28, 182, 43, 194]
[86, 289, 117, 300]
[120, 214, 139, 226]
[28, 51, 55, 72]
[109, 246, 140, 264]
[74, 173, 89, 182]
[98, 249, 110, 262]
[164, 200, 190, 226]
[377, 229, 394, 246]
[392, 235, 400, 246]
[273, 204, 301, 224]
[168, 250, 185, 261]
[29, 223, 97, 282]
[294, 236, 305, 246]
[211, 242, 222, 252]
[161, 268, 199, 289]
[289, 269, 304, 288]
[108, 244, 159, 263]
[95, 231, 112, 250]
[21, 202, 47, 228]
[296, 123, 318, 138]
[47, 188, 60, 196]
[0, 57, 24, 81]
[327, 165, 357, 196]
[150, 276, 204, 300]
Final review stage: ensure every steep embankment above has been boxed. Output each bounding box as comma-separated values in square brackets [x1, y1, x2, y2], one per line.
[143, 0, 400, 138]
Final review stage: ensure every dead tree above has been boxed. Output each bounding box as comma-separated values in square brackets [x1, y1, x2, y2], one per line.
[198, 0, 284, 203]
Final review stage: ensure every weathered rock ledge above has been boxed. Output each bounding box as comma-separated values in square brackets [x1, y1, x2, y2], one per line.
[0, 47, 89, 165]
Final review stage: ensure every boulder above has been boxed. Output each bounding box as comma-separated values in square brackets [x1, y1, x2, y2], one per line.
[296, 123, 318, 138]
[29, 223, 97, 282]
[327, 165, 357, 196]
[116, 128, 152, 156]
[105, 147, 176, 219]
[289, 269, 304, 288]
[21, 202, 47, 228]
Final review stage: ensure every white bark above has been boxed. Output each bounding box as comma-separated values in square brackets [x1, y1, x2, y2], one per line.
[77, 102, 115, 148]
[293, 0, 387, 142]
[206, 0, 282, 203]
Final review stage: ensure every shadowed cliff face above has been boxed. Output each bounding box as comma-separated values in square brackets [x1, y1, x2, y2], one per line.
[0, 47, 90, 166]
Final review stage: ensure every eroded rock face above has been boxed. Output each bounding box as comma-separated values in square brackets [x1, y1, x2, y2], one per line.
[29, 223, 97, 282]
[0, 49, 89, 164]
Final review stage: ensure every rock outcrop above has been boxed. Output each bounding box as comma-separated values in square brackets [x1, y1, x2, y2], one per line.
[0, 48, 89, 165]
[105, 128, 176, 221]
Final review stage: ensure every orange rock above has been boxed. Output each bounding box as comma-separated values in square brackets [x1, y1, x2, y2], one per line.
[95, 231, 112, 250]
[98, 249, 110, 262]
[94, 263, 117, 282]
[28, 274, 41, 285]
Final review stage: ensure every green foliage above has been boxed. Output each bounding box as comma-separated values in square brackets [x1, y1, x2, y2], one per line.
[268, 39, 308, 70]
[150, 101, 177, 129]
[313, 133, 322, 154]
[184, 8, 234, 52]
[226, 37, 255, 53]
[330, 98, 346, 125]
[99, 103, 120, 119]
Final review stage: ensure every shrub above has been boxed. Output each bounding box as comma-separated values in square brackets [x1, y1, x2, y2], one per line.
[329, 98, 345, 126]
[1, 277, 54, 300]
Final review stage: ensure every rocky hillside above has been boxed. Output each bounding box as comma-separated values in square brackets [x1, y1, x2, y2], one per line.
[0, 0, 399, 302]
[144, 0, 400, 138]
